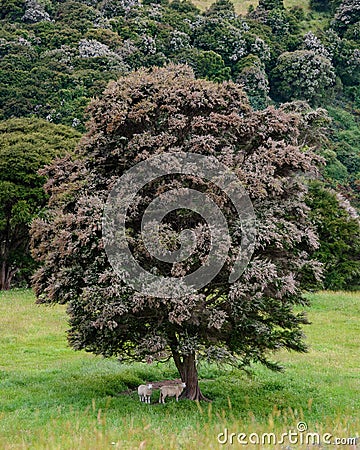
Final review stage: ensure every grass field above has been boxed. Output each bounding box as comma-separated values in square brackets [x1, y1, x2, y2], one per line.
[191, 0, 310, 15]
[0, 289, 359, 449]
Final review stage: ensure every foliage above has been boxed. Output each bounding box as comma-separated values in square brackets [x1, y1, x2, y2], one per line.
[235, 55, 270, 109]
[265, 8, 297, 36]
[31, 65, 325, 400]
[0, 0, 358, 141]
[22, 0, 51, 23]
[325, 106, 360, 208]
[204, 0, 236, 19]
[0, 0, 25, 20]
[303, 31, 331, 58]
[248, 4, 298, 38]
[310, 0, 341, 12]
[306, 182, 360, 290]
[0, 118, 80, 290]
[271, 50, 336, 105]
[332, 0, 360, 35]
[258, 0, 285, 10]
[175, 48, 231, 81]
[332, 37, 360, 86]
[193, 17, 247, 67]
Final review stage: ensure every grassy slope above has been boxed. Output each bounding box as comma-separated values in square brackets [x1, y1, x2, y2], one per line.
[0, 289, 359, 449]
[192, 0, 310, 15]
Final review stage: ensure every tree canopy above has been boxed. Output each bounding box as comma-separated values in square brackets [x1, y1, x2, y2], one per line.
[0, 118, 80, 289]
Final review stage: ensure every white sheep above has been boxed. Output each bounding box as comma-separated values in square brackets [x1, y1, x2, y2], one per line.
[159, 382, 186, 403]
[137, 383, 153, 403]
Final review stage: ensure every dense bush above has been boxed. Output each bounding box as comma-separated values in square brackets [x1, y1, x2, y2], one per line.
[306, 182, 360, 290]
[332, 0, 360, 35]
[271, 50, 336, 105]
[310, 0, 341, 13]
[174, 48, 231, 81]
[235, 55, 270, 109]
[0, 0, 357, 125]
[258, 0, 284, 10]
[0, 118, 80, 290]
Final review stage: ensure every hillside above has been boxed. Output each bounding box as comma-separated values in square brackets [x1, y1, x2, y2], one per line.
[1, 0, 358, 124]
[1, 0, 358, 174]
[0, 0, 359, 289]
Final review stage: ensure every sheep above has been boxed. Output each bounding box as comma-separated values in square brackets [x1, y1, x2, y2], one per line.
[137, 383, 153, 403]
[159, 382, 186, 403]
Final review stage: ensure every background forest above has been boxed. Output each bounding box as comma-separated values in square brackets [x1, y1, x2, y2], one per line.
[0, 0, 359, 290]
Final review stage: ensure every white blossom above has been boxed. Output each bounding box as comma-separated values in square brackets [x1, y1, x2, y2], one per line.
[78, 39, 113, 58]
[304, 32, 331, 59]
[250, 36, 271, 61]
[22, 0, 51, 23]
[141, 35, 157, 55]
[72, 118, 81, 128]
[334, 0, 360, 26]
[169, 30, 191, 51]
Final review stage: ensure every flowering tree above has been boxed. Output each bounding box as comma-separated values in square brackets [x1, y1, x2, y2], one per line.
[32, 65, 323, 401]
[303, 32, 331, 58]
[271, 50, 336, 105]
[22, 0, 51, 23]
[332, 0, 360, 34]
[193, 18, 247, 67]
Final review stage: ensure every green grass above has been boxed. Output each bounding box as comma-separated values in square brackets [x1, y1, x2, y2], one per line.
[0, 289, 359, 449]
[191, 0, 310, 15]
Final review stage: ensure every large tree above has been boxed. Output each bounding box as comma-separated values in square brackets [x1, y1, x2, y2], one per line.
[0, 118, 80, 290]
[31, 65, 323, 400]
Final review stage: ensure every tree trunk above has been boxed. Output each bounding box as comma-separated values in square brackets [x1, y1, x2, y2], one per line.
[0, 261, 15, 290]
[172, 350, 210, 401]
